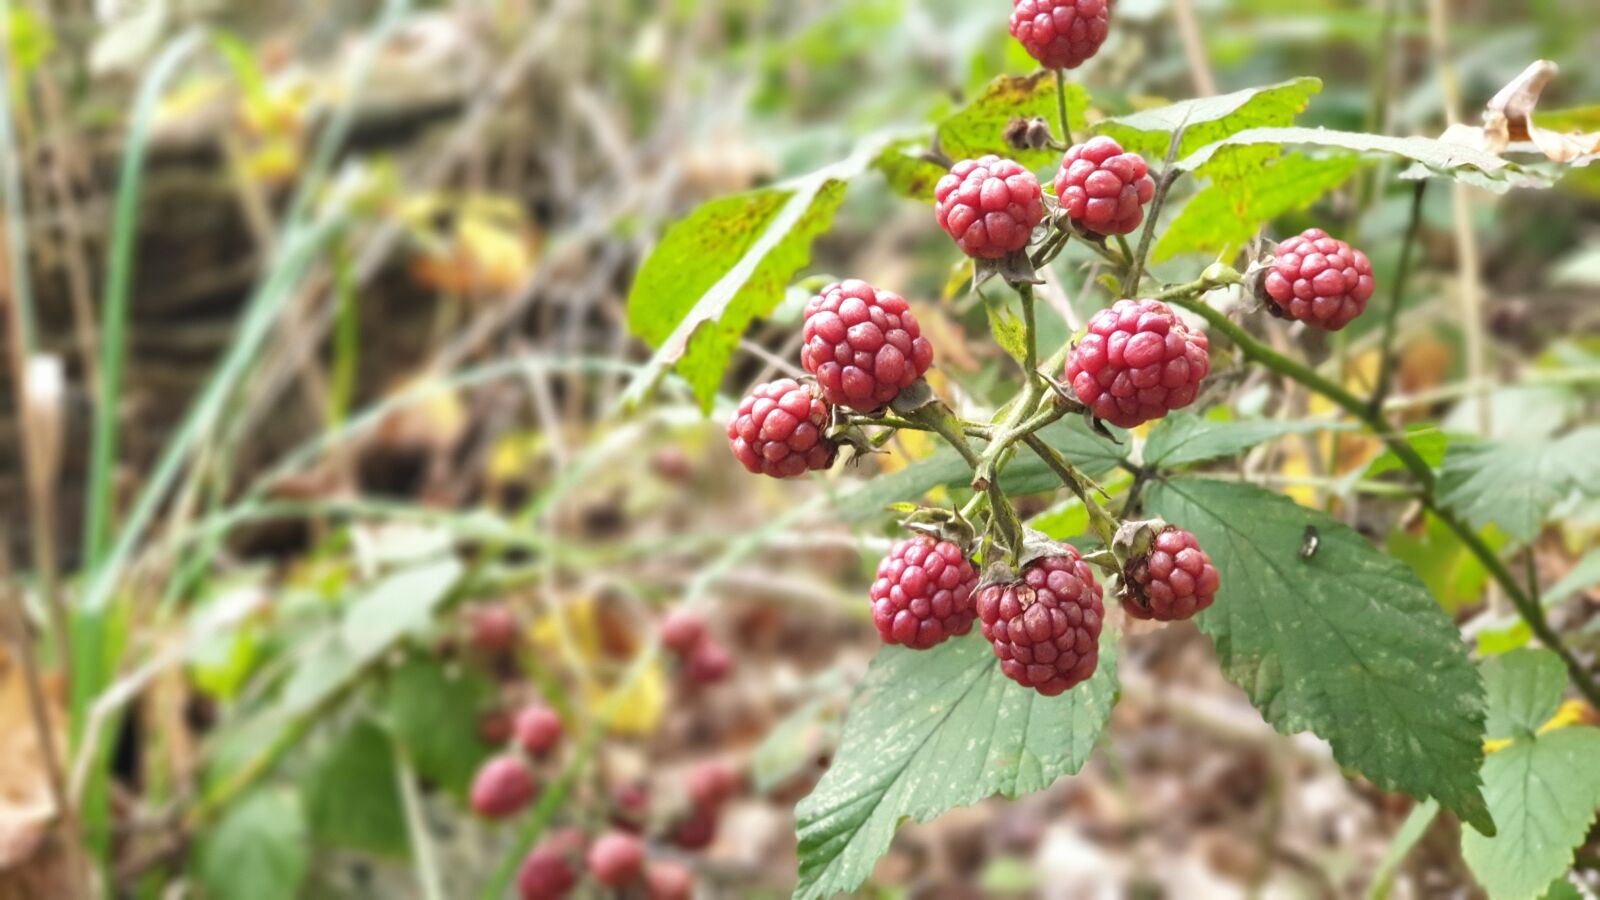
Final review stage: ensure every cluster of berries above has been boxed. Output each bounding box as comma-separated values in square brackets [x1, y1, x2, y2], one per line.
[459, 602, 742, 897]
[509, 757, 742, 899]
[718, 0, 1383, 696]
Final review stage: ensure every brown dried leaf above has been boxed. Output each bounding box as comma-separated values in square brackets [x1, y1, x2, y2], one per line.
[1442, 60, 1600, 164]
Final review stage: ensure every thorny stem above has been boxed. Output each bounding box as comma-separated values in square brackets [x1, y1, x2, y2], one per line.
[907, 403, 984, 469]
[1125, 128, 1187, 296]
[1053, 69, 1074, 145]
[1023, 434, 1119, 547]
[1369, 180, 1427, 414]
[1167, 287, 1600, 709]
[1018, 282, 1039, 376]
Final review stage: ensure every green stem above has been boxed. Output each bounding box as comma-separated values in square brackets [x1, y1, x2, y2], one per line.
[1022, 434, 1118, 546]
[907, 403, 984, 469]
[1168, 291, 1600, 709]
[1053, 69, 1074, 145]
[1018, 282, 1038, 376]
[1370, 180, 1427, 414]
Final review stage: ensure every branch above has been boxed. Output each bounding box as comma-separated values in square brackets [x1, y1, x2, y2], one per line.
[1369, 180, 1427, 414]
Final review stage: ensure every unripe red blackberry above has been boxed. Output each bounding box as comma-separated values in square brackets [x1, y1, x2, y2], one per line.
[684, 638, 733, 684]
[646, 860, 695, 900]
[610, 781, 651, 834]
[868, 537, 979, 650]
[514, 703, 562, 755]
[727, 378, 838, 479]
[976, 547, 1104, 696]
[515, 828, 585, 900]
[659, 607, 706, 656]
[934, 156, 1045, 259]
[1010, 0, 1110, 70]
[670, 807, 719, 850]
[801, 280, 934, 412]
[1054, 137, 1154, 236]
[478, 708, 513, 745]
[470, 754, 537, 819]
[1121, 527, 1219, 621]
[1065, 298, 1209, 428]
[587, 831, 646, 887]
[1262, 228, 1375, 331]
[686, 760, 741, 810]
[466, 603, 518, 653]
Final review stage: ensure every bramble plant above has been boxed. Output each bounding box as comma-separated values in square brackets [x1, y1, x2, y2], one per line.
[622, 3, 1600, 898]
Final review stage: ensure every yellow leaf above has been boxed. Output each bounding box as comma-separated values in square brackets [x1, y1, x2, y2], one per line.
[587, 660, 667, 736]
[1484, 700, 1596, 753]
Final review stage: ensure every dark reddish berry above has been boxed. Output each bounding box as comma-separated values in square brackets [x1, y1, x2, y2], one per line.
[1054, 137, 1154, 236]
[659, 607, 706, 656]
[1010, 0, 1110, 70]
[670, 807, 718, 850]
[467, 603, 518, 653]
[587, 831, 645, 887]
[684, 638, 733, 684]
[726, 378, 837, 479]
[651, 447, 695, 482]
[801, 280, 934, 412]
[976, 547, 1104, 696]
[611, 781, 651, 833]
[868, 537, 979, 650]
[686, 760, 741, 810]
[1121, 527, 1219, 621]
[515, 828, 585, 900]
[514, 704, 562, 755]
[470, 754, 536, 818]
[1262, 228, 1375, 331]
[478, 708, 513, 745]
[646, 860, 695, 900]
[934, 156, 1044, 259]
[1065, 298, 1209, 428]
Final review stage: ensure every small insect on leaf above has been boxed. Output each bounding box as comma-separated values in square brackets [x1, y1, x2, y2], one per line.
[1300, 525, 1320, 559]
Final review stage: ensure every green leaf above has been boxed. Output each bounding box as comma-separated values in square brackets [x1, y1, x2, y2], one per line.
[382, 656, 496, 798]
[1095, 77, 1323, 159]
[304, 718, 408, 856]
[1462, 650, 1600, 900]
[1142, 412, 1348, 469]
[1144, 478, 1492, 834]
[340, 557, 464, 661]
[983, 293, 1029, 365]
[1386, 512, 1493, 614]
[1481, 650, 1567, 740]
[937, 72, 1089, 171]
[622, 164, 852, 411]
[193, 788, 309, 900]
[6, 7, 55, 73]
[793, 630, 1118, 900]
[872, 137, 946, 201]
[1176, 127, 1550, 192]
[1155, 150, 1363, 261]
[1437, 428, 1600, 543]
[1363, 427, 1451, 479]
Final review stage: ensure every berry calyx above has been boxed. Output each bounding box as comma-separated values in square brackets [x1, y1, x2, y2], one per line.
[1054, 137, 1155, 237]
[659, 607, 706, 656]
[976, 547, 1104, 696]
[470, 754, 537, 819]
[587, 831, 646, 887]
[934, 155, 1045, 259]
[686, 760, 742, 810]
[646, 860, 695, 900]
[1065, 298, 1210, 428]
[1121, 526, 1219, 621]
[1261, 228, 1375, 331]
[684, 638, 733, 684]
[727, 378, 838, 479]
[1009, 0, 1110, 70]
[515, 828, 585, 900]
[514, 703, 562, 756]
[868, 537, 980, 649]
[801, 280, 934, 412]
